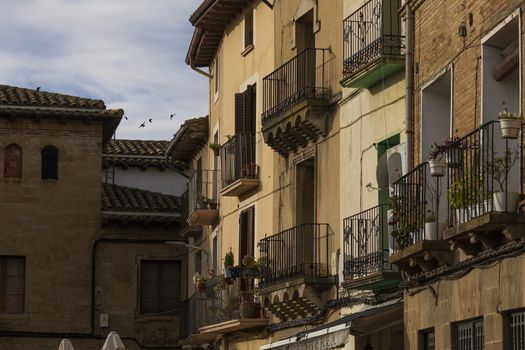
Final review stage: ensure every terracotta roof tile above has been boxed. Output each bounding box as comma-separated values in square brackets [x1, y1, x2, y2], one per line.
[0, 85, 106, 109]
[101, 183, 181, 213]
[105, 139, 170, 157]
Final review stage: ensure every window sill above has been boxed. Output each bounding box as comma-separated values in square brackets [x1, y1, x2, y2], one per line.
[241, 44, 254, 57]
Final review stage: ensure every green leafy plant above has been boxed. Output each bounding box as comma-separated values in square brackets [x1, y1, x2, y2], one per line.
[241, 255, 257, 268]
[447, 175, 485, 209]
[224, 250, 234, 267]
[424, 210, 436, 223]
[197, 196, 210, 209]
[209, 142, 221, 151]
[391, 224, 414, 250]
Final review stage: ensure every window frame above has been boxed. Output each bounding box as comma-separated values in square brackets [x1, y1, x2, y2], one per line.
[0, 256, 26, 314]
[453, 318, 484, 350]
[139, 259, 182, 316]
[4, 144, 23, 179]
[214, 55, 220, 102]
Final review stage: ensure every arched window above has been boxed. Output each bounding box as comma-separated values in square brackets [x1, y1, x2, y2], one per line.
[4, 144, 23, 179]
[41, 146, 59, 180]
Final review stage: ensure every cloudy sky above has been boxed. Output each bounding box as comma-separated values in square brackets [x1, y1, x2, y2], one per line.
[0, 0, 208, 140]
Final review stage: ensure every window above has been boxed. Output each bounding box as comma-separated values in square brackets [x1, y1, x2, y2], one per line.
[41, 145, 59, 180]
[4, 144, 22, 179]
[140, 260, 181, 315]
[420, 329, 435, 350]
[212, 236, 218, 275]
[507, 310, 525, 350]
[455, 319, 483, 350]
[214, 55, 219, 97]
[244, 8, 254, 49]
[0, 257, 25, 313]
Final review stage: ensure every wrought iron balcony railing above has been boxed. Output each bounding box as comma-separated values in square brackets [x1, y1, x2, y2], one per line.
[262, 48, 332, 125]
[220, 132, 257, 188]
[188, 169, 219, 211]
[182, 278, 264, 333]
[258, 223, 333, 288]
[343, 0, 405, 81]
[343, 204, 396, 280]
[392, 120, 524, 252]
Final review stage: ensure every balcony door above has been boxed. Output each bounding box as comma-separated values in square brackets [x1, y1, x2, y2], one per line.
[295, 10, 315, 98]
[239, 207, 255, 290]
[296, 158, 315, 274]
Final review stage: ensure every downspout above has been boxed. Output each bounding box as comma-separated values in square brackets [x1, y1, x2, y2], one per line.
[405, 2, 414, 171]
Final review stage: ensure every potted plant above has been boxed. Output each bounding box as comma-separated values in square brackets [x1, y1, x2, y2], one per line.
[428, 143, 447, 176]
[447, 176, 488, 223]
[224, 250, 235, 278]
[424, 210, 438, 240]
[498, 101, 522, 139]
[391, 224, 413, 250]
[209, 199, 218, 210]
[196, 196, 210, 209]
[209, 142, 221, 157]
[484, 149, 520, 212]
[240, 255, 260, 278]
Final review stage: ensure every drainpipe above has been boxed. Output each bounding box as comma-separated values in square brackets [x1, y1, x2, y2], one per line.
[405, 3, 414, 171]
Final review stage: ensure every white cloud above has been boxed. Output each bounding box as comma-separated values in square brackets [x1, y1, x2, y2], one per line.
[0, 0, 209, 140]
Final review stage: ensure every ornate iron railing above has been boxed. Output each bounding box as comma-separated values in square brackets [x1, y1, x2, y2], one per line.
[343, 0, 405, 79]
[343, 204, 395, 280]
[188, 169, 219, 211]
[220, 132, 257, 188]
[258, 224, 333, 287]
[262, 48, 332, 125]
[392, 120, 524, 252]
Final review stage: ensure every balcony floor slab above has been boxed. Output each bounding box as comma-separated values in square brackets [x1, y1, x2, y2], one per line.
[342, 270, 400, 291]
[220, 178, 259, 197]
[187, 209, 219, 226]
[198, 318, 269, 335]
[389, 240, 452, 272]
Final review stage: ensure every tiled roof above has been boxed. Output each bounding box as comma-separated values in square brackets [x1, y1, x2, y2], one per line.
[105, 139, 170, 157]
[103, 139, 186, 170]
[0, 85, 106, 109]
[0, 85, 122, 145]
[167, 116, 208, 164]
[102, 183, 180, 213]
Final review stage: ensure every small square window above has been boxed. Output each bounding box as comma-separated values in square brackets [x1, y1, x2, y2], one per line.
[244, 8, 254, 49]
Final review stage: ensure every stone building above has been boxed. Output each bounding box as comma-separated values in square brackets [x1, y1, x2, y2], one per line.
[0, 85, 188, 350]
[389, 1, 525, 349]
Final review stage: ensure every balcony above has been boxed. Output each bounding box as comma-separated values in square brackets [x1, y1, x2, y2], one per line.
[183, 278, 268, 338]
[220, 132, 259, 197]
[343, 204, 399, 291]
[341, 0, 405, 88]
[180, 190, 202, 238]
[390, 121, 525, 273]
[258, 224, 334, 321]
[261, 48, 334, 156]
[187, 169, 219, 227]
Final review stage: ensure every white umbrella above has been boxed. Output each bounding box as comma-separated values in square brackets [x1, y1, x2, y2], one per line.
[102, 331, 126, 350]
[58, 339, 75, 350]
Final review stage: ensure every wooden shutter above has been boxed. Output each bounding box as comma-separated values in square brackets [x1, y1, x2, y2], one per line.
[239, 207, 255, 290]
[235, 92, 246, 134]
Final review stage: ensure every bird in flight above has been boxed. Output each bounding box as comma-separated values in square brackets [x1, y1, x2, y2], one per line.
[139, 122, 146, 128]
[36, 87, 41, 91]
[124, 116, 128, 120]
[170, 114, 176, 120]
[148, 118, 153, 123]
